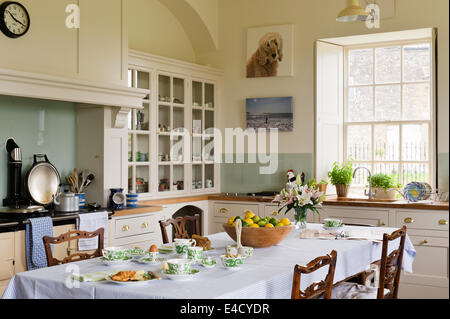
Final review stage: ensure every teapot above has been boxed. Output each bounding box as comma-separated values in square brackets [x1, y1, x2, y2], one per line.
[53, 185, 79, 212]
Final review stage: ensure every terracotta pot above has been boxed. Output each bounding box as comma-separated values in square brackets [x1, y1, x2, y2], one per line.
[222, 224, 294, 248]
[335, 184, 350, 198]
[318, 184, 327, 195]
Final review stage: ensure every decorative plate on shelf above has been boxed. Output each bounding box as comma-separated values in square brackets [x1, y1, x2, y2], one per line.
[403, 182, 426, 202]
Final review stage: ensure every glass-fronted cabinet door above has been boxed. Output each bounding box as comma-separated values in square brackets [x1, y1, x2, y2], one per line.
[157, 72, 187, 193]
[127, 68, 151, 195]
[191, 80, 216, 192]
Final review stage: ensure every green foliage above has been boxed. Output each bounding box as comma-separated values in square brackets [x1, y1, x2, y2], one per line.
[327, 160, 353, 186]
[369, 173, 400, 190]
[318, 179, 328, 185]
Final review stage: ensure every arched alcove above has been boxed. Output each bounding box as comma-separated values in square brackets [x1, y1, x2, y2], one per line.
[158, 0, 219, 53]
[170, 205, 204, 240]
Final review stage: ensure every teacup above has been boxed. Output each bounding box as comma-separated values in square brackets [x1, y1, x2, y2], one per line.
[102, 247, 126, 260]
[174, 238, 196, 257]
[226, 245, 253, 258]
[167, 258, 193, 274]
[323, 218, 343, 228]
[148, 251, 159, 262]
[221, 255, 245, 269]
[187, 246, 203, 263]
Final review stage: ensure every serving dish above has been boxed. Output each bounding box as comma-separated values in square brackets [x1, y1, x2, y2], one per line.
[105, 270, 158, 286]
[222, 223, 294, 248]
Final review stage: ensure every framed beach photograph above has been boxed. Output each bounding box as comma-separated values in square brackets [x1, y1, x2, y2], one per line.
[246, 97, 294, 132]
[246, 24, 294, 78]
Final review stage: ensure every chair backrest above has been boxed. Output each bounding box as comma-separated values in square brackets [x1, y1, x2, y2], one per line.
[159, 214, 200, 244]
[291, 250, 338, 299]
[378, 226, 407, 299]
[43, 228, 104, 267]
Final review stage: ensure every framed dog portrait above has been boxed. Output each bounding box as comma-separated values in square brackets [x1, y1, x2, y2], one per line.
[246, 97, 294, 132]
[246, 24, 294, 78]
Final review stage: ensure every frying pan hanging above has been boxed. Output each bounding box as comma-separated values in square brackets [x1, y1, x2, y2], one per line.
[25, 154, 60, 206]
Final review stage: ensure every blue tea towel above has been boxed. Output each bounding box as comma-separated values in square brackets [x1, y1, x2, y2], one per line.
[25, 217, 54, 270]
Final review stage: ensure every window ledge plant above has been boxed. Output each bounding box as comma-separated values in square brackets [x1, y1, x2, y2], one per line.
[327, 160, 353, 198]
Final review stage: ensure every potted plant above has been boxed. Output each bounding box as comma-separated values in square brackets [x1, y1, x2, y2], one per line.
[327, 161, 353, 198]
[317, 179, 328, 195]
[369, 174, 401, 200]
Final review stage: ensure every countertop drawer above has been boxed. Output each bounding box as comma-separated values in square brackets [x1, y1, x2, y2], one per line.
[396, 210, 449, 231]
[114, 215, 159, 239]
[213, 203, 259, 218]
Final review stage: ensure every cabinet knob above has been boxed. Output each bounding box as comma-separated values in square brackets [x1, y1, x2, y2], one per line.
[219, 208, 228, 214]
[404, 217, 414, 224]
[438, 219, 448, 225]
[423, 239, 429, 244]
[122, 225, 130, 232]
[380, 222, 386, 226]
[141, 222, 148, 229]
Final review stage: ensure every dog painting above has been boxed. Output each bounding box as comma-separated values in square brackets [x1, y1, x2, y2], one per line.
[246, 25, 293, 78]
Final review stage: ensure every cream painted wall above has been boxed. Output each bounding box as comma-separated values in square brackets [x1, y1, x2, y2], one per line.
[196, 0, 449, 156]
[127, 0, 196, 63]
[0, 0, 127, 86]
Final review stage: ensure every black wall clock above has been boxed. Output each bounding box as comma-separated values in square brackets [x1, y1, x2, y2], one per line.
[0, 1, 30, 38]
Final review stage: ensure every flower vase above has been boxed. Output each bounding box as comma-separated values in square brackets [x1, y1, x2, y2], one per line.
[294, 207, 308, 231]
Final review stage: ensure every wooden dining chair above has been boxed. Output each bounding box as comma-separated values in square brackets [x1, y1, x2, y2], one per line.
[43, 228, 104, 267]
[332, 226, 407, 299]
[159, 214, 201, 244]
[291, 250, 338, 299]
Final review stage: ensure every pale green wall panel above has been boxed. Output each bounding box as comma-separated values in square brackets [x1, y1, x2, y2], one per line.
[221, 153, 313, 193]
[0, 96, 76, 201]
[438, 153, 449, 194]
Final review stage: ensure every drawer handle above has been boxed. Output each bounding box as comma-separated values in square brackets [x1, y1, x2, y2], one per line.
[404, 217, 415, 224]
[141, 222, 149, 229]
[439, 219, 448, 225]
[219, 208, 228, 214]
[422, 239, 429, 244]
[272, 211, 279, 216]
[380, 222, 386, 226]
[122, 225, 130, 232]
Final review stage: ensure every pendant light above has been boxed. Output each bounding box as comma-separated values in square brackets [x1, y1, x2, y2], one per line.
[336, 0, 369, 22]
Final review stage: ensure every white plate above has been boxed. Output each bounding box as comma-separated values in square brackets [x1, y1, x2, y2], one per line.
[162, 269, 199, 281]
[158, 244, 175, 254]
[100, 257, 133, 266]
[136, 257, 166, 264]
[322, 226, 344, 232]
[105, 272, 157, 286]
[223, 266, 242, 271]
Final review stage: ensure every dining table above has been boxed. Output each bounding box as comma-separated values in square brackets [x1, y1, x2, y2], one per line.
[2, 224, 416, 299]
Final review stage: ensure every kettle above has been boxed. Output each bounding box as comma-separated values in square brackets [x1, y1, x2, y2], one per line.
[53, 185, 79, 212]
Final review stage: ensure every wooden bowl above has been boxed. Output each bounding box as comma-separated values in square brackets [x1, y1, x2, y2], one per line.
[222, 224, 295, 248]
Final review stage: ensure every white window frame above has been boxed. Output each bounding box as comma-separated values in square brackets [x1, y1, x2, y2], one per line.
[343, 38, 436, 189]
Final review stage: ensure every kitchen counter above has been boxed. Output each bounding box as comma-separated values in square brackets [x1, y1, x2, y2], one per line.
[187, 193, 449, 211]
[112, 205, 163, 217]
[0, 209, 114, 234]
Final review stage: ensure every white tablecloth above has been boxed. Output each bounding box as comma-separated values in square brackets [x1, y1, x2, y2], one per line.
[3, 224, 415, 299]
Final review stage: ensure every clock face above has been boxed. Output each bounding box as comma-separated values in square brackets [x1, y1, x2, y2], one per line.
[0, 1, 30, 38]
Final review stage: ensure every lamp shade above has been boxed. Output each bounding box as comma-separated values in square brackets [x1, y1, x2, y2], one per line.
[336, 0, 369, 22]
